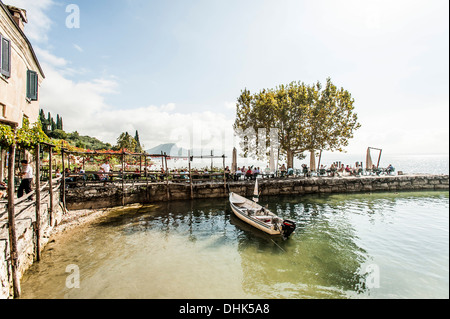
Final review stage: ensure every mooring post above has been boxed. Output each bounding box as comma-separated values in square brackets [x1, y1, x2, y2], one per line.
[121, 150, 125, 206]
[144, 155, 149, 201]
[188, 151, 193, 200]
[35, 144, 41, 262]
[223, 154, 226, 191]
[61, 149, 66, 209]
[48, 146, 53, 226]
[7, 141, 21, 298]
[164, 153, 170, 201]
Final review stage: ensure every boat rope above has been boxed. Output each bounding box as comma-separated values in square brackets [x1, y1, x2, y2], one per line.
[270, 238, 286, 253]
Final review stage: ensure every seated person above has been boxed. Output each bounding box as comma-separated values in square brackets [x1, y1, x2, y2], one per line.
[386, 164, 395, 174]
[234, 168, 242, 181]
[287, 167, 294, 176]
[280, 164, 287, 177]
[253, 167, 260, 179]
[302, 164, 308, 177]
[264, 166, 271, 177]
[319, 165, 326, 176]
[224, 166, 231, 180]
[245, 168, 253, 180]
[99, 168, 108, 182]
[159, 168, 166, 181]
[345, 165, 352, 175]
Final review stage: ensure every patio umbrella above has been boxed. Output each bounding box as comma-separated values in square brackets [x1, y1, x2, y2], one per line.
[232, 147, 237, 174]
[310, 151, 316, 171]
[269, 146, 275, 173]
[366, 148, 373, 170]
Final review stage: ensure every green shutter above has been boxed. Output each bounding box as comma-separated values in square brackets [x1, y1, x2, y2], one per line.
[27, 70, 38, 101]
[0, 36, 11, 77]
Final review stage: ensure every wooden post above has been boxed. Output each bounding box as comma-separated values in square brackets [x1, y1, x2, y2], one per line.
[7, 142, 21, 298]
[48, 147, 53, 226]
[164, 153, 170, 201]
[121, 150, 125, 206]
[317, 150, 323, 172]
[223, 154, 226, 191]
[34, 144, 41, 261]
[144, 155, 149, 202]
[160, 152, 164, 176]
[211, 150, 213, 172]
[61, 149, 66, 209]
[188, 151, 193, 199]
[377, 150, 382, 169]
[139, 155, 142, 182]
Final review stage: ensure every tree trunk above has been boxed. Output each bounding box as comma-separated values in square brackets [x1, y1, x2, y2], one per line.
[287, 149, 294, 169]
[309, 150, 316, 171]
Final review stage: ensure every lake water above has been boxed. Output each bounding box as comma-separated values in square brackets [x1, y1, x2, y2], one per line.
[20, 190, 448, 299]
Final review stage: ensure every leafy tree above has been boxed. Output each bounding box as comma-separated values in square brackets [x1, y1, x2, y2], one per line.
[234, 78, 361, 168]
[48, 129, 67, 140]
[115, 132, 137, 152]
[134, 130, 142, 153]
[39, 109, 49, 134]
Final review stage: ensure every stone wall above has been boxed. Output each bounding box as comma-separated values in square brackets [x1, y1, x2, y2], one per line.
[0, 189, 63, 299]
[65, 174, 449, 210]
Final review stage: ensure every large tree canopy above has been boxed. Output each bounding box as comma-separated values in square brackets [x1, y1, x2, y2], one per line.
[233, 78, 361, 168]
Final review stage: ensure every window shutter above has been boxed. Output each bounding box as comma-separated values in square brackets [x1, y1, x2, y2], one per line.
[0, 36, 11, 78]
[27, 70, 38, 101]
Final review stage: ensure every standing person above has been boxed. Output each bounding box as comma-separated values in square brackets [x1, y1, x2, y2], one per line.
[280, 164, 287, 177]
[101, 160, 111, 181]
[18, 160, 33, 199]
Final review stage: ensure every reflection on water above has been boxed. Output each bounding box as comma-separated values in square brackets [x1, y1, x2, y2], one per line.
[20, 191, 449, 299]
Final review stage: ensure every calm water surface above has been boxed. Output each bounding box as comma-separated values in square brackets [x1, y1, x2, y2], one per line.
[21, 191, 449, 299]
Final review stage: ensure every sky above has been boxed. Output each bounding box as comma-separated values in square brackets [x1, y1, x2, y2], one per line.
[5, 0, 449, 156]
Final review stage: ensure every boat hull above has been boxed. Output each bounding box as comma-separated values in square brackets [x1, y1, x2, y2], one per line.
[230, 200, 282, 236]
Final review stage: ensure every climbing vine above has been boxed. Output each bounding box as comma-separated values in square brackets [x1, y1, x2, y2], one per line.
[0, 124, 15, 147]
[0, 118, 50, 149]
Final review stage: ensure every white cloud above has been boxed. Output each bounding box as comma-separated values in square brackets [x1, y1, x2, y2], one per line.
[73, 44, 83, 53]
[224, 102, 235, 110]
[38, 61, 235, 151]
[33, 47, 68, 68]
[7, 1, 235, 152]
[10, 0, 448, 157]
[6, 0, 55, 43]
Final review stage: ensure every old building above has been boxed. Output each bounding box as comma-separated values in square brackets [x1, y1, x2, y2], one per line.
[0, 0, 45, 180]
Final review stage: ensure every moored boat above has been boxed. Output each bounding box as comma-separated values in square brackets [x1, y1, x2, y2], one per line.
[229, 181, 296, 239]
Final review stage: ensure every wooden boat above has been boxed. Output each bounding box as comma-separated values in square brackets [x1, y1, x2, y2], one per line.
[229, 180, 296, 239]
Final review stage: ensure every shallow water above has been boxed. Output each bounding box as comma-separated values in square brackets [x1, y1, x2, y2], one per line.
[20, 191, 449, 299]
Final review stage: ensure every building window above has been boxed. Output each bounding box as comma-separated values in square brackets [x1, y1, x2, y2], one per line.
[0, 34, 11, 78]
[0, 103, 5, 118]
[26, 70, 38, 101]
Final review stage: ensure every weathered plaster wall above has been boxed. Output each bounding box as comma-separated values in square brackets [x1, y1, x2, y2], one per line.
[0, 191, 63, 299]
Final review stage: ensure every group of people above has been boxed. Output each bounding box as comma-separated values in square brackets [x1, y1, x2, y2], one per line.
[314, 162, 365, 177]
[316, 162, 395, 177]
[232, 166, 262, 181]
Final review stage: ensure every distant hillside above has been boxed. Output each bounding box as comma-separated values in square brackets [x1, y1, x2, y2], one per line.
[146, 143, 228, 157]
[146, 143, 189, 156]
